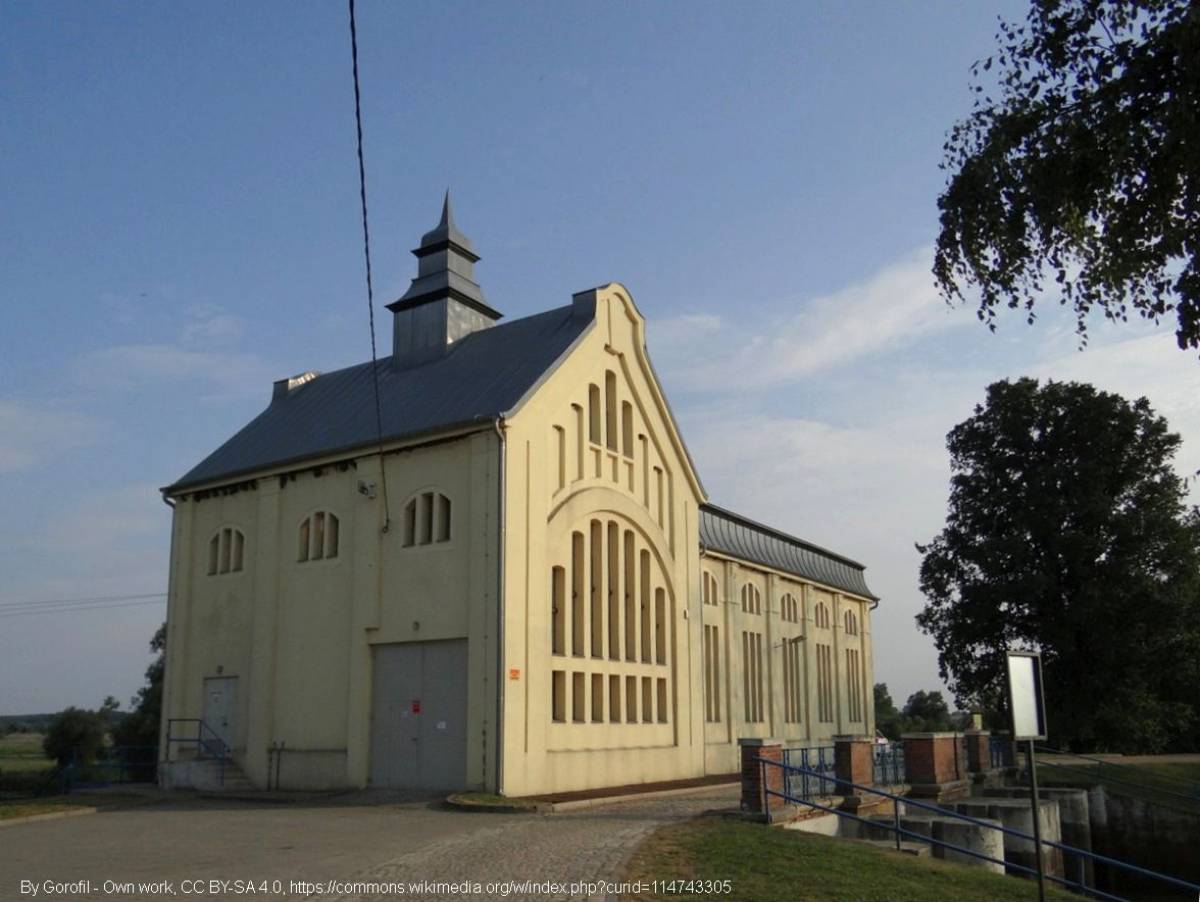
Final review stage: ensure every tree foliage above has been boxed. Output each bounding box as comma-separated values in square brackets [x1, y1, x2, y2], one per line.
[874, 683, 959, 739]
[917, 378, 1200, 752]
[112, 622, 166, 750]
[935, 0, 1200, 352]
[42, 707, 106, 767]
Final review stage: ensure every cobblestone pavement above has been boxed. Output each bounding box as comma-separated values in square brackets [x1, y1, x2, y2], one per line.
[0, 786, 739, 902]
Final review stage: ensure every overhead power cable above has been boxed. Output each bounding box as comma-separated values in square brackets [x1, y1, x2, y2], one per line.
[0, 595, 166, 619]
[347, 0, 392, 533]
[0, 591, 166, 610]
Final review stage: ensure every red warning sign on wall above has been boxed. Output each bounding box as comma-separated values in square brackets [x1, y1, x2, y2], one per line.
[411, 699, 421, 714]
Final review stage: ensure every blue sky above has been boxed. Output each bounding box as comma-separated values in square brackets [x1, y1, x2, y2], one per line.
[3, 1, 1196, 715]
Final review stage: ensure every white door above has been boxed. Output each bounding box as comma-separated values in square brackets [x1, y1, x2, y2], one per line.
[203, 677, 237, 752]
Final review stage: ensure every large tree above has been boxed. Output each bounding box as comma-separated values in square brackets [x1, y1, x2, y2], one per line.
[935, 0, 1200, 353]
[916, 378, 1200, 753]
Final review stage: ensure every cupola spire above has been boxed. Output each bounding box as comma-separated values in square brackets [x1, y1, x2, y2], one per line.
[387, 193, 501, 369]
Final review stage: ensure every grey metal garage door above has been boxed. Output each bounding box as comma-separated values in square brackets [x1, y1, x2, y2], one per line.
[370, 640, 468, 789]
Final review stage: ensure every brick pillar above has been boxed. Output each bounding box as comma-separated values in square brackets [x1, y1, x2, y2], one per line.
[902, 732, 972, 800]
[964, 730, 991, 772]
[739, 738, 784, 819]
[834, 734, 873, 794]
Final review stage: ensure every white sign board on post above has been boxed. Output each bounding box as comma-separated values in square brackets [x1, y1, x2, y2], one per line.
[1006, 651, 1047, 741]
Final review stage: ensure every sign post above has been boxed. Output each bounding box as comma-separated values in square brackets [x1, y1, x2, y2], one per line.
[1006, 650, 1048, 902]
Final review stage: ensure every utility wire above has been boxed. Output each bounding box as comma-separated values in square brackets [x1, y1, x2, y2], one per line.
[348, 0, 391, 533]
[0, 596, 166, 619]
[0, 591, 166, 611]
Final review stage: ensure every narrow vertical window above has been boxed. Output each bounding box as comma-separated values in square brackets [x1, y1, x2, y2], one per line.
[609, 675, 621, 723]
[626, 675, 638, 723]
[219, 528, 232, 573]
[588, 384, 601, 445]
[641, 677, 653, 723]
[208, 535, 219, 575]
[624, 531, 636, 661]
[591, 674, 604, 723]
[590, 520, 603, 658]
[554, 425, 566, 492]
[640, 550, 652, 663]
[654, 587, 666, 665]
[419, 493, 433, 545]
[572, 403, 585, 481]
[327, 514, 339, 558]
[434, 494, 448, 542]
[571, 532, 585, 656]
[311, 513, 325, 560]
[607, 522, 620, 660]
[572, 672, 586, 723]
[604, 370, 618, 452]
[654, 466, 664, 527]
[298, 518, 310, 562]
[551, 566, 565, 655]
[657, 678, 668, 723]
[621, 402, 634, 458]
[640, 436, 649, 507]
[231, 530, 244, 572]
[402, 500, 416, 547]
[552, 671, 565, 722]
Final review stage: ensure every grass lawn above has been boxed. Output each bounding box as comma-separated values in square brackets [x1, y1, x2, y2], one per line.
[622, 817, 1076, 902]
[1037, 760, 1200, 812]
[0, 732, 54, 773]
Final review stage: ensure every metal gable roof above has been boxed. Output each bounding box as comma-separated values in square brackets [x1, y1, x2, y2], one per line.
[167, 303, 590, 492]
[699, 503, 878, 601]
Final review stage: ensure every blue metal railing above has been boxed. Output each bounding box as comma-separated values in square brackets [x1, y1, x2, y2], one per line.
[165, 718, 229, 786]
[757, 756, 1200, 902]
[781, 746, 834, 800]
[988, 735, 1011, 769]
[872, 744, 905, 785]
[69, 745, 158, 788]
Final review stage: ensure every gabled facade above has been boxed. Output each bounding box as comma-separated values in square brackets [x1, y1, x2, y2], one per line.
[159, 199, 877, 795]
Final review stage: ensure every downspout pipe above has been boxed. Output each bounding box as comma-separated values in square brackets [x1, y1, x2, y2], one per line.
[492, 417, 506, 795]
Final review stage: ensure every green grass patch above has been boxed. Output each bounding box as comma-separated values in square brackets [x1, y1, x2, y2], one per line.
[623, 817, 1076, 902]
[0, 798, 90, 821]
[0, 733, 54, 774]
[1037, 760, 1200, 813]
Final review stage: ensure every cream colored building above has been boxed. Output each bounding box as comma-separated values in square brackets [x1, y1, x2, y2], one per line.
[159, 198, 878, 796]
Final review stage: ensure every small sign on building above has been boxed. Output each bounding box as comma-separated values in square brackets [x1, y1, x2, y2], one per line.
[411, 699, 421, 714]
[509, 668, 521, 680]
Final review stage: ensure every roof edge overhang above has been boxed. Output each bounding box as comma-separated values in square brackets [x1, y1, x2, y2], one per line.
[161, 420, 497, 498]
[701, 502, 868, 570]
[698, 546, 879, 603]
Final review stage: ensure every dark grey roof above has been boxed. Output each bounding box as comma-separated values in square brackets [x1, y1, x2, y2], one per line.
[699, 503, 878, 601]
[168, 303, 590, 492]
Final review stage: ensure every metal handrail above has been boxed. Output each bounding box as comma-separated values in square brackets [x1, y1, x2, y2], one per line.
[758, 757, 1200, 901]
[165, 718, 229, 786]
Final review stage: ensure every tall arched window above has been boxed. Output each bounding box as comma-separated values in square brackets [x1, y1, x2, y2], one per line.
[814, 602, 830, 629]
[298, 511, 339, 562]
[844, 609, 859, 636]
[207, 527, 245, 575]
[741, 583, 762, 615]
[401, 491, 452, 547]
[702, 571, 720, 606]
[780, 593, 799, 623]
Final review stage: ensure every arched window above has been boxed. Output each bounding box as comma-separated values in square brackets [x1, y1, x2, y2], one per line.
[702, 571, 720, 606]
[844, 609, 859, 636]
[207, 527, 245, 575]
[298, 511, 339, 562]
[780, 593, 799, 623]
[814, 602, 830, 630]
[740, 583, 762, 615]
[401, 491, 452, 547]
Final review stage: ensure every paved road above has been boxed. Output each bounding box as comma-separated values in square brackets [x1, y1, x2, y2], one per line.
[1, 787, 739, 902]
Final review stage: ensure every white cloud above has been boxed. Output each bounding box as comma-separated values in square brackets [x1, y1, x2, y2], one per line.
[181, 309, 247, 346]
[0, 400, 99, 473]
[651, 247, 969, 392]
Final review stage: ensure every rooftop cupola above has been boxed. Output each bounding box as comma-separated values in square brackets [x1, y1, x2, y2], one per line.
[387, 192, 501, 369]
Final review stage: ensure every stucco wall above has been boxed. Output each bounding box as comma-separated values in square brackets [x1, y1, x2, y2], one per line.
[161, 429, 501, 791]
